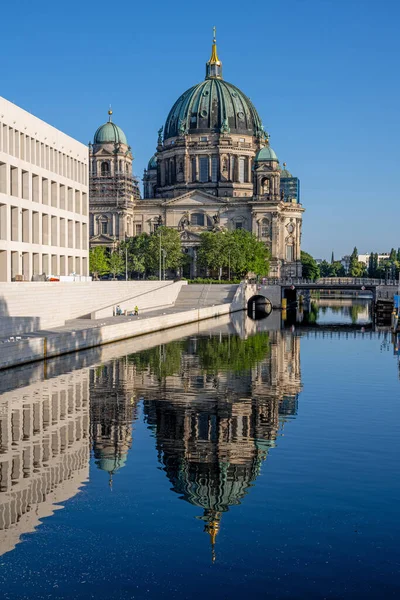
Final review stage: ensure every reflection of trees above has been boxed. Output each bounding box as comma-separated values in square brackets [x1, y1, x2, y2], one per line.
[302, 302, 319, 324]
[195, 333, 270, 373]
[128, 341, 185, 379]
[127, 333, 270, 379]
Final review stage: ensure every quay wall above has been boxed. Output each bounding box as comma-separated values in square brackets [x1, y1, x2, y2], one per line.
[0, 301, 239, 370]
[0, 281, 186, 337]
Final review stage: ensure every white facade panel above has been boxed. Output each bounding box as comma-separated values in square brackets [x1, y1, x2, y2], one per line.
[0, 97, 89, 282]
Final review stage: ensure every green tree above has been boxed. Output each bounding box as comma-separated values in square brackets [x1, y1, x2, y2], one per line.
[229, 229, 270, 277]
[121, 234, 150, 278]
[390, 248, 397, 262]
[197, 231, 228, 278]
[197, 230, 269, 279]
[89, 246, 110, 279]
[330, 261, 345, 276]
[146, 226, 183, 276]
[319, 260, 331, 277]
[109, 249, 125, 279]
[348, 247, 359, 276]
[301, 251, 320, 280]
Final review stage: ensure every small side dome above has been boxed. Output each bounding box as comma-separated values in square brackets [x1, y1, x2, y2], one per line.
[280, 162, 292, 177]
[148, 154, 157, 170]
[93, 111, 128, 145]
[255, 146, 279, 163]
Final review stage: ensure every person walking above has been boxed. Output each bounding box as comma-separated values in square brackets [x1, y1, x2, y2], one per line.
[134, 306, 139, 316]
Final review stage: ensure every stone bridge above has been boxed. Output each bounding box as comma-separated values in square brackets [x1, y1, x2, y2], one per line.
[240, 278, 399, 310]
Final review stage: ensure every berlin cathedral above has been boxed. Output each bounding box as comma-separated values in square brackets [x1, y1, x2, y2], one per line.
[89, 32, 304, 278]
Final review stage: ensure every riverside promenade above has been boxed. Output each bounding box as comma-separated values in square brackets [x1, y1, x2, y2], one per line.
[0, 284, 243, 370]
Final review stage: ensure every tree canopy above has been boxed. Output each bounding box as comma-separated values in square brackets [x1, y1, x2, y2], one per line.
[197, 229, 270, 278]
[300, 251, 320, 280]
[89, 246, 110, 279]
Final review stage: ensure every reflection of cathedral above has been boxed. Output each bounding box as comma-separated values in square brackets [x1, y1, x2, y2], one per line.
[0, 370, 90, 556]
[89, 360, 139, 486]
[89, 32, 304, 277]
[139, 330, 302, 560]
[0, 324, 302, 561]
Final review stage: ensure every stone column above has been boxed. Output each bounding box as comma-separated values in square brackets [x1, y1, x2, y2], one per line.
[247, 156, 252, 182]
[119, 213, 125, 240]
[208, 155, 212, 181]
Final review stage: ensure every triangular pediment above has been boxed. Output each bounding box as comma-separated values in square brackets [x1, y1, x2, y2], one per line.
[90, 234, 115, 243]
[179, 229, 203, 242]
[164, 190, 229, 207]
[92, 147, 113, 157]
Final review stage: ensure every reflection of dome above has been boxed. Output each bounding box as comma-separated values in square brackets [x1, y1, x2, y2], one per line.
[93, 111, 128, 145]
[163, 35, 262, 140]
[95, 452, 128, 475]
[147, 154, 157, 170]
[254, 146, 279, 163]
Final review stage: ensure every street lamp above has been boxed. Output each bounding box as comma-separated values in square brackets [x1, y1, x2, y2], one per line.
[162, 248, 167, 280]
[157, 215, 163, 281]
[125, 232, 128, 281]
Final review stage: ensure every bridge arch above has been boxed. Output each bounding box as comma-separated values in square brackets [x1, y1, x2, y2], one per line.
[247, 294, 272, 320]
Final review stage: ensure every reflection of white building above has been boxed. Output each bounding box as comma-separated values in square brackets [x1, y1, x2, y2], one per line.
[0, 369, 90, 556]
[0, 96, 89, 282]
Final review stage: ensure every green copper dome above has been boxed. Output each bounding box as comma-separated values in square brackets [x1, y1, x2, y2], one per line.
[254, 146, 279, 162]
[94, 113, 128, 146]
[164, 78, 263, 140]
[148, 154, 157, 169]
[280, 163, 293, 178]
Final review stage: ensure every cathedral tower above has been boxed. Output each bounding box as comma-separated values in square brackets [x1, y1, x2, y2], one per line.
[89, 110, 140, 249]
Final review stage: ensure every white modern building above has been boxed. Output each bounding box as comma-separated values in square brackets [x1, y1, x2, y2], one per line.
[358, 253, 390, 266]
[0, 97, 89, 282]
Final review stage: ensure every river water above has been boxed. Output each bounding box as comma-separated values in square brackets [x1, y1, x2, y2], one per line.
[0, 302, 399, 599]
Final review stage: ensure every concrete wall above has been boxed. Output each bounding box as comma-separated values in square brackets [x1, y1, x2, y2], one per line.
[0, 280, 186, 337]
[243, 283, 282, 308]
[0, 300, 236, 370]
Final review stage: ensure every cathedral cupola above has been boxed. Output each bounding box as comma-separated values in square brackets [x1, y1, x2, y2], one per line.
[93, 109, 128, 146]
[206, 27, 223, 80]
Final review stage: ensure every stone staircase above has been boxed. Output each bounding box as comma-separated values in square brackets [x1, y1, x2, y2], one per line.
[173, 284, 239, 309]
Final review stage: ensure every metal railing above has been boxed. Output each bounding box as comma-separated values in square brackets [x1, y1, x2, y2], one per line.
[260, 277, 398, 287]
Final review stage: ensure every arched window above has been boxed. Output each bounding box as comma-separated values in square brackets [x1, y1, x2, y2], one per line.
[261, 178, 270, 195]
[261, 218, 269, 238]
[286, 236, 295, 261]
[101, 162, 109, 176]
[101, 219, 108, 235]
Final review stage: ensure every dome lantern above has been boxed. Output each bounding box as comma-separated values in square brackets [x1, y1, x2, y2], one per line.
[206, 27, 223, 80]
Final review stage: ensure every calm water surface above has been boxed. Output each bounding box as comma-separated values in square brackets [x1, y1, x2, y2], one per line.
[0, 305, 399, 599]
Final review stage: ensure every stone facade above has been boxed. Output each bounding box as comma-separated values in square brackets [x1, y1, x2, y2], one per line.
[89, 110, 140, 249]
[89, 38, 304, 277]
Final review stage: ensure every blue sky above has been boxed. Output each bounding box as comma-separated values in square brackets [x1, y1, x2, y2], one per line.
[1, 0, 399, 258]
